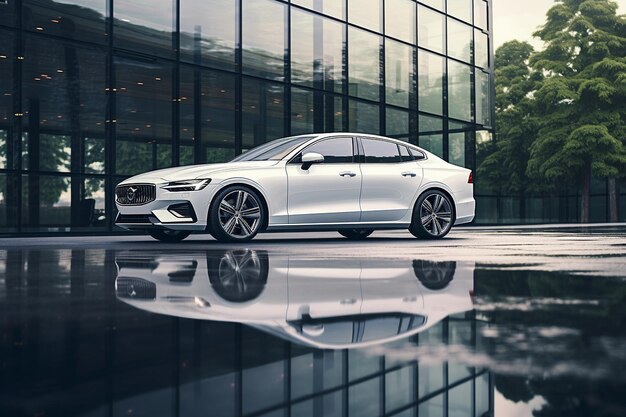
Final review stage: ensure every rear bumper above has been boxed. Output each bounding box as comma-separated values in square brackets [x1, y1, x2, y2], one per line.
[454, 198, 475, 225]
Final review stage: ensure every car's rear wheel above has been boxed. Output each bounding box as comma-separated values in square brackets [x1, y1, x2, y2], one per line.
[148, 229, 191, 242]
[209, 185, 265, 242]
[409, 190, 455, 239]
[338, 229, 374, 240]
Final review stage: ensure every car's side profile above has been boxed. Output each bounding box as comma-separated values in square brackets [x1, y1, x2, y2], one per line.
[114, 133, 475, 242]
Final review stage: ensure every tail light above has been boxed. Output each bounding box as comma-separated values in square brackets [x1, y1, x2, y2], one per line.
[468, 171, 473, 184]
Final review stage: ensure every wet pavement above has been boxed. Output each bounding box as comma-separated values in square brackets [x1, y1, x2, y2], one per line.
[0, 226, 625, 417]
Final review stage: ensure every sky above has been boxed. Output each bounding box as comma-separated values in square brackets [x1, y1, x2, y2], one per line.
[492, 0, 626, 49]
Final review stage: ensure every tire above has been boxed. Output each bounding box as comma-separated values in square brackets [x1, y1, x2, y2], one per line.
[338, 229, 374, 240]
[409, 190, 455, 239]
[148, 229, 191, 242]
[208, 249, 269, 302]
[412, 260, 456, 290]
[209, 185, 266, 242]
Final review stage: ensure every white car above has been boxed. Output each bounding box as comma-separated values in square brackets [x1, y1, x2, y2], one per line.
[115, 133, 475, 242]
[115, 249, 474, 350]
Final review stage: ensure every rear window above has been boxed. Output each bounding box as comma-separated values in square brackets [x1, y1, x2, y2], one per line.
[361, 139, 402, 163]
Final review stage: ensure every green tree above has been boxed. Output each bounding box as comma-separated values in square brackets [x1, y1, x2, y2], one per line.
[527, 0, 626, 222]
[477, 41, 543, 219]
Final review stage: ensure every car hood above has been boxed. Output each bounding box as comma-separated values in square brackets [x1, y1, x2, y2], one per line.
[119, 160, 281, 184]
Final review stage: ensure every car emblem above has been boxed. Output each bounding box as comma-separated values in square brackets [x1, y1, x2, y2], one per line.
[127, 284, 137, 297]
[127, 186, 137, 202]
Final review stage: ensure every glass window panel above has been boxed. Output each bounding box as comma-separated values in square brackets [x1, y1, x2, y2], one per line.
[291, 9, 344, 93]
[180, 0, 236, 70]
[419, 114, 443, 132]
[419, 0, 443, 11]
[180, 66, 236, 163]
[362, 138, 401, 163]
[385, 0, 416, 44]
[291, 88, 315, 135]
[476, 70, 491, 126]
[448, 382, 472, 417]
[418, 393, 444, 416]
[349, 378, 381, 417]
[242, 78, 285, 150]
[419, 134, 443, 157]
[291, 351, 314, 399]
[448, 60, 472, 121]
[83, 176, 106, 228]
[349, 0, 381, 32]
[23, 0, 106, 44]
[0, 1, 17, 27]
[418, 50, 443, 115]
[322, 350, 344, 390]
[348, 27, 381, 101]
[292, 0, 344, 20]
[304, 137, 353, 163]
[0, 174, 18, 232]
[475, 29, 489, 68]
[22, 174, 71, 230]
[385, 40, 414, 108]
[476, 373, 490, 416]
[474, 0, 488, 29]
[447, 18, 472, 63]
[448, 131, 465, 166]
[115, 57, 172, 175]
[180, 146, 194, 165]
[21, 35, 106, 172]
[114, 0, 174, 58]
[156, 143, 172, 168]
[349, 100, 379, 134]
[386, 108, 409, 137]
[447, 0, 471, 23]
[386, 366, 414, 413]
[84, 137, 104, 173]
[418, 6, 445, 54]
[242, 0, 286, 81]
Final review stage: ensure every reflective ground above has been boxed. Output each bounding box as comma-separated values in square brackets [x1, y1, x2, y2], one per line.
[1, 227, 625, 417]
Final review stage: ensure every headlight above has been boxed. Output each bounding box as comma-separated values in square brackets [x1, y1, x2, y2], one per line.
[161, 178, 211, 192]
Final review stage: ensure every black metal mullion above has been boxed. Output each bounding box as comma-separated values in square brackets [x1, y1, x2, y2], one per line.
[172, 0, 180, 166]
[235, 0, 243, 155]
[105, 0, 115, 232]
[11, 0, 23, 232]
[285, 3, 291, 136]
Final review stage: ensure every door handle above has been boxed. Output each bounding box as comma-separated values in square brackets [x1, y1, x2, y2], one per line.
[339, 171, 356, 177]
[401, 172, 417, 177]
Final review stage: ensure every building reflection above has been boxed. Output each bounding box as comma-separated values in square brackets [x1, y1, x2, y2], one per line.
[0, 249, 493, 417]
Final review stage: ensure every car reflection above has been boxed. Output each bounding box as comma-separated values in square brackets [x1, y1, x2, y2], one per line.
[115, 250, 474, 349]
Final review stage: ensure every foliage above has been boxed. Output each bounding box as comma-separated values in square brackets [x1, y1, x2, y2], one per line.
[480, 0, 626, 222]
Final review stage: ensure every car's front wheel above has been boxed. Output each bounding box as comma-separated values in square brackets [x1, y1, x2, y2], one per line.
[209, 185, 265, 242]
[148, 229, 191, 242]
[338, 229, 374, 240]
[409, 190, 455, 239]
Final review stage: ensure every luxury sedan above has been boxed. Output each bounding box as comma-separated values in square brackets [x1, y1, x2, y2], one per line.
[114, 134, 475, 242]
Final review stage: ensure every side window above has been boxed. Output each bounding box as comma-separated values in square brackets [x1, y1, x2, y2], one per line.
[361, 138, 402, 163]
[299, 137, 354, 163]
[399, 145, 414, 162]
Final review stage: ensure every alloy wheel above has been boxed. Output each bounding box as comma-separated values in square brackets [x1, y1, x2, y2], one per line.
[217, 190, 262, 239]
[419, 193, 453, 237]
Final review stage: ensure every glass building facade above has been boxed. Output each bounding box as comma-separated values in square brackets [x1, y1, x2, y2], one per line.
[0, 0, 494, 234]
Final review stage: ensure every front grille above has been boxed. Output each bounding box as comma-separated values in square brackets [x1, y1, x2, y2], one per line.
[116, 184, 156, 205]
[116, 277, 157, 300]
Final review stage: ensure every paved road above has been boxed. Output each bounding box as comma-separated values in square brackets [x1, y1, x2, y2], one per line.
[1, 225, 625, 276]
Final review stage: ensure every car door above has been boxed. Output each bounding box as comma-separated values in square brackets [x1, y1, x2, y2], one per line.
[286, 137, 362, 224]
[358, 138, 423, 222]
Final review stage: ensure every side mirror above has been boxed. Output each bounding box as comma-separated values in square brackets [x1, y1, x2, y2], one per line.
[301, 152, 324, 170]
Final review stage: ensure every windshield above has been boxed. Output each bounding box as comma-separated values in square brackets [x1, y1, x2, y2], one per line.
[231, 135, 316, 162]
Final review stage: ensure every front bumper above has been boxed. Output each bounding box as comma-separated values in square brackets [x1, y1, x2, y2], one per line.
[115, 182, 218, 231]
